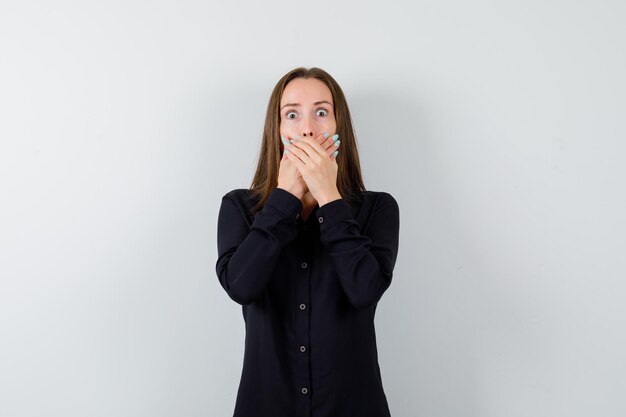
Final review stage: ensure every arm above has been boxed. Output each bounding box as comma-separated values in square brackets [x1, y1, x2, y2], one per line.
[215, 187, 303, 305]
[316, 192, 400, 310]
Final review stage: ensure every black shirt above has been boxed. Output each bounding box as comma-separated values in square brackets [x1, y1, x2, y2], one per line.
[215, 187, 400, 417]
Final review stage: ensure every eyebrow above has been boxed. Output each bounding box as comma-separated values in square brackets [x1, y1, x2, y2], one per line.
[280, 100, 333, 110]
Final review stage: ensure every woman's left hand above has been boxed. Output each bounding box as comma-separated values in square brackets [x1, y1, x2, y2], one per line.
[285, 133, 342, 206]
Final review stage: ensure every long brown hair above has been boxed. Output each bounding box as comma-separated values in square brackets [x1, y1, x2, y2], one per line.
[249, 67, 366, 215]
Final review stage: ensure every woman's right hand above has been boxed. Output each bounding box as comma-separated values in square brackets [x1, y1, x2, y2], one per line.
[277, 134, 308, 199]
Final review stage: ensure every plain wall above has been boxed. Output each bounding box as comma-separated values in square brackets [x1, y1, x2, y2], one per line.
[1, 0, 625, 416]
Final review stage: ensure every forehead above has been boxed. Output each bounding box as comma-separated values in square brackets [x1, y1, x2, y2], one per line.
[281, 78, 333, 104]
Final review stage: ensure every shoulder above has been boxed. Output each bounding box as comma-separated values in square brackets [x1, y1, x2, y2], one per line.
[221, 188, 258, 204]
[344, 190, 398, 224]
[220, 188, 259, 215]
[359, 190, 398, 208]
[219, 189, 262, 225]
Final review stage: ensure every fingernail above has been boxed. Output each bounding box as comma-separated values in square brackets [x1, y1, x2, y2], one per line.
[289, 139, 294, 143]
[295, 135, 302, 139]
[281, 135, 289, 146]
[331, 134, 339, 141]
[333, 140, 340, 147]
[323, 132, 330, 138]
[285, 149, 290, 154]
[332, 150, 338, 157]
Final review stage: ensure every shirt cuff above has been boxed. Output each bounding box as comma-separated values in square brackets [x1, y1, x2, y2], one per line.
[315, 198, 352, 231]
[267, 187, 304, 218]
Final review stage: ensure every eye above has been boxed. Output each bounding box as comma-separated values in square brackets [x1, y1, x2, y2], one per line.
[316, 109, 328, 117]
[286, 111, 297, 119]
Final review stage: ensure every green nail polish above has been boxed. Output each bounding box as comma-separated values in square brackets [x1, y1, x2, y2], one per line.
[333, 140, 340, 147]
[331, 134, 339, 141]
[332, 150, 338, 157]
[295, 135, 302, 139]
[324, 132, 329, 138]
[285, 149, 290, 154]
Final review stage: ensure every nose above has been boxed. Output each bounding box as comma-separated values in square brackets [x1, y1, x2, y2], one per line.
[300, 115, 315, 137]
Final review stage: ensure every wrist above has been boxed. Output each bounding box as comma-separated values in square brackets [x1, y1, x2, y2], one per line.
[318, 191, 342, 207]
[277, 186, 304, 200]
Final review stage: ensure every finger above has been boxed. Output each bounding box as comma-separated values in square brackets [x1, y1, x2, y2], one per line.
[315, 132, 340, 156]
[280, 134, 296, 154]
[286, 141, 312, 166]
[280, 134, 294, 160]
[290, 137, 325, 163]
[285, 148, 306, 171]
[282, 142, 292, 160]
[301, 136, 328, 157]
[317, 132, 332, 146]
[295, 136, 336, 160]
[327, 137, 340, 159]
[317, 134, 334, 158]
[315, 132, 332, 147]
[313, 132, 327, 144]
[280, 133, 298, 150]
[313, 134, 340, 159]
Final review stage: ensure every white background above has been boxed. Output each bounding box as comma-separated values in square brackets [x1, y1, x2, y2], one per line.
[1, 1, 625, 416]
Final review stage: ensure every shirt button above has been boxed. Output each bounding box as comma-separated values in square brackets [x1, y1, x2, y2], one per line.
[299, 303, 306, 310]
[301, 387, 308, 394]
[301, 262, 308, 269]
[300, 345, 306, 352]
[318, 216, 324, 223]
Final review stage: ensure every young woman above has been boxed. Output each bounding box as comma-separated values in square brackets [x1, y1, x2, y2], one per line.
[216, 67, 400, 417]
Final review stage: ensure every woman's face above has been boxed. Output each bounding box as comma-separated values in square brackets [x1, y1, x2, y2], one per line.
[279, 77, 337, 141]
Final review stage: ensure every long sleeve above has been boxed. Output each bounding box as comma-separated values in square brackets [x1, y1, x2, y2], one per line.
[215, 187, 303, 305]
[315, 192, 400, 310]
